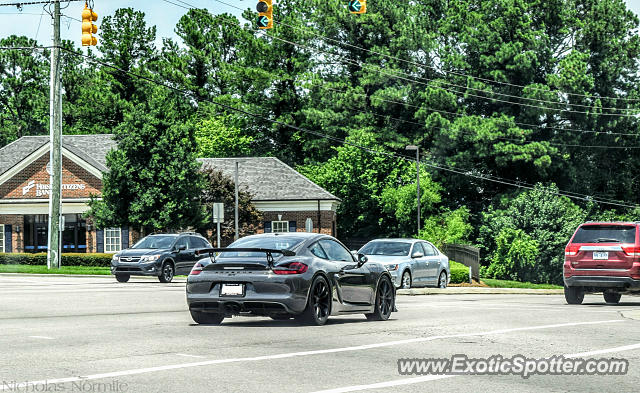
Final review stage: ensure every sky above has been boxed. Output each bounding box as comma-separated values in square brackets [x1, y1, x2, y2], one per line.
[0, 0, 639, 48]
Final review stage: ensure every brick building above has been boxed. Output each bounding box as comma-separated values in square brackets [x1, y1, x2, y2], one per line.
[0, 135, 340, 254]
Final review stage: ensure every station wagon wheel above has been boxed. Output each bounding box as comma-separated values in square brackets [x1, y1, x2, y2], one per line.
[366, 276, 394, 321]
[297, 276, 331, 326]
[158, 262, 174, 283]
[438, 271, 447, 289]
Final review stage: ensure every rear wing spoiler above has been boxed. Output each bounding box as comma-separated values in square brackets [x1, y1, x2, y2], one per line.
[195, 248, 296, 268]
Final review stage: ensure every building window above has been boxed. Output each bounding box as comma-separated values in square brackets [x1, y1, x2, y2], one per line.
[0, 224, 4, 253]
[272, 221, 289, 233]
[104, 228, 122, 253]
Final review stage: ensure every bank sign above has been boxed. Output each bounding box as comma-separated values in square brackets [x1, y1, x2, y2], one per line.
[22, 180, 86, 197]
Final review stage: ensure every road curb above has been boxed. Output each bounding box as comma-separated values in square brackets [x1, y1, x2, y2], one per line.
[397, 287, 564, 295]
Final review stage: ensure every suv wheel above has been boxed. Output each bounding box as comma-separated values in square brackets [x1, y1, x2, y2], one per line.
[564, 286, 584, 305]
[158, 261, 174, 283]
[115, 274, 130, 283]
[603, 290, 621, 304]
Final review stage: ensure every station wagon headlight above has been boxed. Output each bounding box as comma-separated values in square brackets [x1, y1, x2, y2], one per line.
[140, 255, 161, 263]
[385, 264, 399, 271]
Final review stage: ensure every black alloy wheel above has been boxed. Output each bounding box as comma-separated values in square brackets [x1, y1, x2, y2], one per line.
[158, 262, 175, 283]
[190, 310, 224, 325]
[297, 276, 331, 326]
[366, 276, 394, 321]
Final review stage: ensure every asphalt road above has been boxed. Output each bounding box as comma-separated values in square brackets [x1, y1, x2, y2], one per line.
[1, 274, 639, 393]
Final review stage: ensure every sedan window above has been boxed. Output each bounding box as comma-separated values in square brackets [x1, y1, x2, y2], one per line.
[422, 242, 438, 256]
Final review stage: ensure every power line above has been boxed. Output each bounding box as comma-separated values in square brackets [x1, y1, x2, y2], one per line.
[206, 0, 640, 105]
[263, 31, 639, 118]
[0, 0, 82, 6]
[54, 45, 640, 209]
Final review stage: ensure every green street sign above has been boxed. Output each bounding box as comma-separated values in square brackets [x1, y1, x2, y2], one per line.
[348, 0, 362, 13]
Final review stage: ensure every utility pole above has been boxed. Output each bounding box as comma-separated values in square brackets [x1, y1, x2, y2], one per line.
[234, 161, 239, 241]
[47, 0, 62, 269]
[406, 145, 420, 236]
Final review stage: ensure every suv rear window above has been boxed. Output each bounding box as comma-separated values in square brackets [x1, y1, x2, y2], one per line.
[572, 225, 637, 244]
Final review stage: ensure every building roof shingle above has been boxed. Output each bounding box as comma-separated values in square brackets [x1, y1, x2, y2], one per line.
[0, 134, 117, 176]
[199, 157, 339, 201]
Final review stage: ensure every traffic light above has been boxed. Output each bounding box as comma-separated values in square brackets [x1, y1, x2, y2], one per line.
[348, 0, 366, 14]
[256, 0, 273, 29]
[82, 2, 98, 46]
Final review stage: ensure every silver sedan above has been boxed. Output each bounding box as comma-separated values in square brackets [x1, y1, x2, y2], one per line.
[358, 239, 450, 289]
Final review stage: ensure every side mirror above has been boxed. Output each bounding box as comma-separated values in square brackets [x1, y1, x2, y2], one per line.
[177, 245, 187, 251]
[411, 252, 424, 259]
[357, 253, 368, 268]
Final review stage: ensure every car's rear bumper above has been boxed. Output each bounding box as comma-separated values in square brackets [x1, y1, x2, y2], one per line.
[186, 273, 311, 316]
[564, 275, 640, 290]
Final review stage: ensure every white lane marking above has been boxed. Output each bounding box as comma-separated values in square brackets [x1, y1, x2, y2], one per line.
[311, 337, 640, 393]
[28, 336, 54, 340]
[398, 304, 623, 313]
[175, 353, 205, 358]
[566, 343, 640, 358]
[0, 319, 623, 391]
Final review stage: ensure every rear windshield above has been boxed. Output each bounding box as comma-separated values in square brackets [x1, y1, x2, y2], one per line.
[572, 226, 637, 244]
[218, 236, 304, 258]
[360, 241, 411, 256]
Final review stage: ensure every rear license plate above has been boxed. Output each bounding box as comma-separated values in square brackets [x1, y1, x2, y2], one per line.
[593, 251, 609, 260]
[220, 283, 245, 297]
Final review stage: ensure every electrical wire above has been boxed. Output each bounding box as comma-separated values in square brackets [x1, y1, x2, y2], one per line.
[53, 45, 640, 209]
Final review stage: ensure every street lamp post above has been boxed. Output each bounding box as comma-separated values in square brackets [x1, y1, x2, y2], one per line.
[406, 145, 420, 235]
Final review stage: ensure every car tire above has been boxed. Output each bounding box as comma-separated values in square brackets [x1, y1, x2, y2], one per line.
[190, 310, 224, 325]
[400, 270, 411, 289]
[603, 290, 621, 304]
[296, 276, 331, 326]
[115, 274, 130, 283]
[158, 261, 174, 283]
[564, 286, 584, 305]
[437, 271, 448, 289]
[365, 276, 394, 321]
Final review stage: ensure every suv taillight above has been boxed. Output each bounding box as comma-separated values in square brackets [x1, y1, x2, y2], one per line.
[565, 244, 580, 256]
[190, 262, 204, 276]
[622, 246, 640, 257]
[273, 262, 308, 275]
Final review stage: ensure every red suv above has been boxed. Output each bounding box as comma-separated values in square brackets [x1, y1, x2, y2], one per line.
[563, 222, 640, 304]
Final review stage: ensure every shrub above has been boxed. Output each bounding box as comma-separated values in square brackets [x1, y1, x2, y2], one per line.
[449, 260, 470, 284]
[0, 253, 113, 267]
[484, 228, 540, 282]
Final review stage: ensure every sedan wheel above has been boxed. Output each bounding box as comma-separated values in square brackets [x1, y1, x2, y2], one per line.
[158, 262, 174, 283]
[438, 271, 447, 289]
[297, 276, 331, 326]
[401, 271, 411, 289]
[366, 276, 394, 321]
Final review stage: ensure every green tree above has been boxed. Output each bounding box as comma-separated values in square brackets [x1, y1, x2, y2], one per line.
[194, 113, 254, 158]
[199, 168, 263, 246]
[88, 86, 204, 232]
[0, 36, 49, 146]
[485, 228, 540, 283]
[478, 184, 587, 284]
[419, 207, 473, 248]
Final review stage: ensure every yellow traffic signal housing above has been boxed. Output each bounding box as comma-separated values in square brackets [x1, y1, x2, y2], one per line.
[82, 3, 98, 46]
[348, 0, 366, 14]
[256, 0, 273, 29]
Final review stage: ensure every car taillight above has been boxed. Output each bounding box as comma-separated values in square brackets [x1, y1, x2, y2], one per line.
[565, 244, 580, 256]
[190, 262, 204, 276]
[622, 246, 640, 257]
[273, 262, 308, 275]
